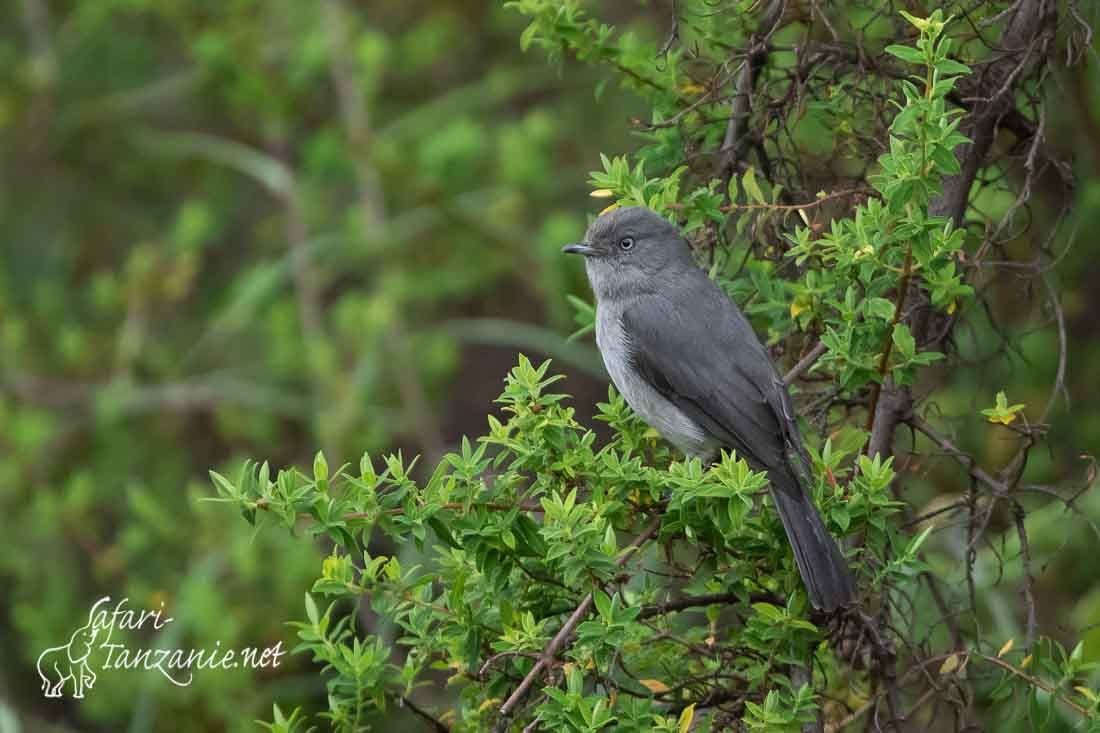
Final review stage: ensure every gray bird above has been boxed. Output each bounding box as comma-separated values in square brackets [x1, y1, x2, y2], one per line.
[563, 206, 856, 612]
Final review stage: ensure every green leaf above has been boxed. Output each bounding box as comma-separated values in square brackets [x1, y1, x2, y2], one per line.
[1029, 687, 1053, 729]
[752, 603, 785, 622]
[865, 297, 897, 321]
[980, 391, 1027, 425]
[313, 451, 328, 483]
[727, 175, 739, 202]
[899, 10, 931, 31]
[428, 517, 461, 549]
[907, 524, 935, 556]
[884, 44, 926, 65]
[209, 470, 239, 499]
[304, 593, 319, 627]
[832, 505, 851, 532]
[742, 166, 766, 204]
[594, 590, 612, 619]
[935, 58, 971, 76]
[892, 323, 916, 359]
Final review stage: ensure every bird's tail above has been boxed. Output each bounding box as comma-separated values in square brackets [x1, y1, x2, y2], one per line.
[767, 468, 856, 612]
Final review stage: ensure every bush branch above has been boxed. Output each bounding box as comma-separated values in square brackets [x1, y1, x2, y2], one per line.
[493, 514, 663, 731]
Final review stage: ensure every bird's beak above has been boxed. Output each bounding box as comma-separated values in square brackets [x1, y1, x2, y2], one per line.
[562, 242, 597, 257]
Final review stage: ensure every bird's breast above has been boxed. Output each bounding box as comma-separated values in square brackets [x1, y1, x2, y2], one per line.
[595, 307, 714, 459]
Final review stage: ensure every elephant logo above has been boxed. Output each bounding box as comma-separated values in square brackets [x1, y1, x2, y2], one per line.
[36, 598, 110, 699]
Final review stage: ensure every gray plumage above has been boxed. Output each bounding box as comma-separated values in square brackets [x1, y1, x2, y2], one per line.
[563, 206, 855, 612]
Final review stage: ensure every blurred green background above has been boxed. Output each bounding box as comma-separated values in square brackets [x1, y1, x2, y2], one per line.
[1, 1, 1098, 731]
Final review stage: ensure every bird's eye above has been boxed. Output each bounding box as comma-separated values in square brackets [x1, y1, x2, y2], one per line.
[619, 237, 635, 251]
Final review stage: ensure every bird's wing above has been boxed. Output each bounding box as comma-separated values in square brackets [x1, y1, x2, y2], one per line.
[621, 282, 857, 612]
[619, 289, 800, 478]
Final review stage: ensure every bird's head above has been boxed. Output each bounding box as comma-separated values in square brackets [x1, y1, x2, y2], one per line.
[562, 206, 694, 300]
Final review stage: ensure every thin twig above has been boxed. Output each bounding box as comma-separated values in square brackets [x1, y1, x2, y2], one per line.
[784, 341, 827, 384]
[493, 514, 663, 731]
[1011, 500, 1038, 645]
[909, 417, 1006, 495]
[976, 652, 1091, 716]
[480, 651, 542, 680]
[724, 188, 871, 212]
[636, 591, 774, 620]
[716, 0, 785, 186]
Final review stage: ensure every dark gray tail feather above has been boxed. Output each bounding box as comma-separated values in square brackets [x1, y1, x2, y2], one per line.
[767, 468, 856, 612]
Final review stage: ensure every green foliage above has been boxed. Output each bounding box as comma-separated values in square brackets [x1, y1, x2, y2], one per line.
[213, 355, 911, 730]
[978, 638, 1100, 730]
[213, 6, 1100, 732]
[6, 0, 1099, 731]
[982, 390, 1028, 425]
[0, 1, 628, 729]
